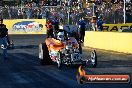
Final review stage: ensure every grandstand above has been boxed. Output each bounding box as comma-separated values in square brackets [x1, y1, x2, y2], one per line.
[0, 0, 132, 23]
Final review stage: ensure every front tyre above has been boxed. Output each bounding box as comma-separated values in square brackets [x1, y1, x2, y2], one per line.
[90, 50, 97, 67]
[57, 58, 62, 69]
[78, 42, 82, 54]
[56, 53, 62, 69]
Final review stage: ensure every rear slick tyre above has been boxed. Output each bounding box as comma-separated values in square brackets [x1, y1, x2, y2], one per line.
[39, 43, 52, 65]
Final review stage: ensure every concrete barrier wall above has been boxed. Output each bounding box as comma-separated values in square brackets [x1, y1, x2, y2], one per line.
[3, 19, 46, 34]
[84, 31, 132, 53]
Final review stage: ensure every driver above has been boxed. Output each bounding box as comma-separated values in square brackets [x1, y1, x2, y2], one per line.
[56, 26, 68, 41]
[57, 31, 65, 41]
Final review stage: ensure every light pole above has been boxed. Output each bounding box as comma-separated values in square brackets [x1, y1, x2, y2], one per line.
[67, 0, 71, 25]
[68, 6, 70, 25]
[92, 3, 95, 16]
[123, 0, 126, 24]
[21, 0, 23, 11]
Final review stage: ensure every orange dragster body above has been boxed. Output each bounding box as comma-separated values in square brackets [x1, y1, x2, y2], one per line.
[45, 37, 79, 52]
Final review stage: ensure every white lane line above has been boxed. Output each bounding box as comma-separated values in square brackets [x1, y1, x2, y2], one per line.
[34, 66, 78, 87]
[10, 73, 29, 84]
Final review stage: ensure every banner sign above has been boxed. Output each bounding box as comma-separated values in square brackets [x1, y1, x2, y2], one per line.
[102, 23, 132, 32]
[76, 66, 130, 84]
[3, 19, 46, 34]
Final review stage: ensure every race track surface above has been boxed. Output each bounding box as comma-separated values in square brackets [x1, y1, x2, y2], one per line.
[0, 35, 132, 88]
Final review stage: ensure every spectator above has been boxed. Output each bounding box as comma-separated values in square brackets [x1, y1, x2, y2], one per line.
[52, 17, 59, 32]
[97, 16, 104, 31]
[78, 17, 86, 43]
[18, 9, 23, 19]
[45, 19, 54, 38]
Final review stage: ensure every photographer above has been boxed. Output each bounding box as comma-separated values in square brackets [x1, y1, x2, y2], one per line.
[0, 19, 9, 60]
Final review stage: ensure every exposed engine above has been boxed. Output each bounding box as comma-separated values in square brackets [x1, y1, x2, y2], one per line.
[49, 40, 82, 65]
[62, 44, 81, 62]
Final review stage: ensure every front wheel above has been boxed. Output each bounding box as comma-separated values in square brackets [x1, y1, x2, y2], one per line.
[78, 42, 82, 54]
[56, 53, 62, 69]
[90, 50, 97, 67]
[57, 58, 62, 69]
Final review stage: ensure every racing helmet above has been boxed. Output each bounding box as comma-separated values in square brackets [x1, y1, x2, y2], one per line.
[57, 31, 65, 41]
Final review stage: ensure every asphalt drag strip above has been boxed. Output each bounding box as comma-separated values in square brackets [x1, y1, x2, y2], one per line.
[0, 35, 131, 88]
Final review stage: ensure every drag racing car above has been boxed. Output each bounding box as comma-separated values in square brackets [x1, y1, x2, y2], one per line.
[39, 26, 97, 69]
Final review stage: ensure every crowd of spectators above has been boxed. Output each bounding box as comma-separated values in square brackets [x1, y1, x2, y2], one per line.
[0, 0, 132, 25]
[18, 0, 59, 6]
